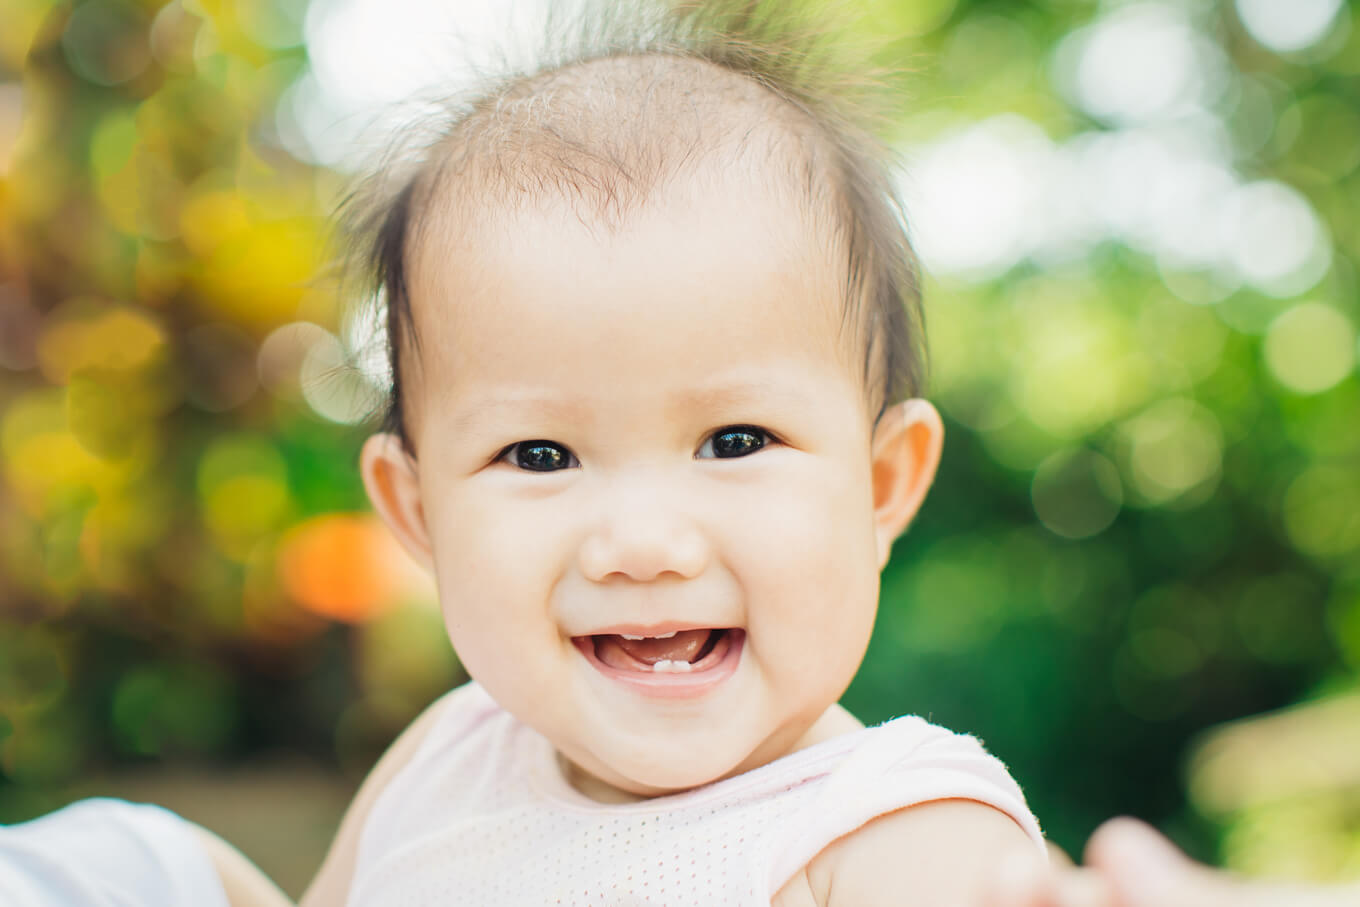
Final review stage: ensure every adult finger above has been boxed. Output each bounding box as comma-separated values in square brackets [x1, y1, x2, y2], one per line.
[1052, 870, 1115, 907]
[981, 850, 1057, 907]
[983, 852, 1115, 907]
[1085, 817, 1346, 907]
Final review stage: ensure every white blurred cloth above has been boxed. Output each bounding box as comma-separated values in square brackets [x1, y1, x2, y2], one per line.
[0, 798, 229, 907]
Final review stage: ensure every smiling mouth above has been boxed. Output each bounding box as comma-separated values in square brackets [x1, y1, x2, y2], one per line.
[572, 628, 744, 696]
[591, 628, 727, 672]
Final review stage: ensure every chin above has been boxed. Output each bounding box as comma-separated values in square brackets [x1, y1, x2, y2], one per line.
[595, 741, 750, 796]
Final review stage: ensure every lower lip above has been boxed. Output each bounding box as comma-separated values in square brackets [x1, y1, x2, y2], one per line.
[573, 630, 745, 700]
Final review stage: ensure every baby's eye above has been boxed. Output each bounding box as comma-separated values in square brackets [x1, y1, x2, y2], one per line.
[697, 425, 770, 459]
[500, 440, 578, 472]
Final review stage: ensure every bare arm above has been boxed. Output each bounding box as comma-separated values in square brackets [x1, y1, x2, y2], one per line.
[189, 826, 294, 907]
[298, 696, 448, 907]
[810, 799, 1044, 907]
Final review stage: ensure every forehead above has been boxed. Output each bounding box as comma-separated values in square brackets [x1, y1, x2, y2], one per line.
[404, 176, 859, 422]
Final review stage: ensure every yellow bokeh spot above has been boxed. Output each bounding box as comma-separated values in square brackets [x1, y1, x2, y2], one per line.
[7, 433, 108, 516]
[1265, 302, 1356, 394]
[0, 0, 52, 70]
[197, 434, 293, 557]
[204, 474, 290, 545]
[1, 389, 131, 518]
[193, 216, 326, 327]
[179, 187, 251, 257]
[93, 308, 167, 369]
[1, 389, 66, 454]
[997, 278, 1157, 440]
[37, 304, 167, 383]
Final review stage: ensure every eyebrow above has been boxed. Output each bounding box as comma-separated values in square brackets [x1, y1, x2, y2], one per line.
[448, 377, 816, 436]
[668, 379, 812, 414]
[448, 393, 593, 436]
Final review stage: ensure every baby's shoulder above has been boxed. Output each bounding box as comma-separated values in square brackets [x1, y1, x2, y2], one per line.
[804, 798, 1041, 907]
[299, 682, 493, 907]
[777, 715, 1045, 907]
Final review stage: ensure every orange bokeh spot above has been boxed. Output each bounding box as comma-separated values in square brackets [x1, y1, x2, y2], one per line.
[278, 514, 402, 622]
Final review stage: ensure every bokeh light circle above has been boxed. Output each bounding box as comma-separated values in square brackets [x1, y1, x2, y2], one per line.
[904, 115, 1053, 277]
[257, 321, 330, 399]
[1283, 465, 1360, 558]
[344, 294, 393, 392]
[1059, 5, 1205, 126]
[1032, 448, 1124, 539]
[1264, 303, 1355, 394]
[1121, 398, 1223, 507]
[61, 1, 152, 87]
[278, 514, 404, 622]
[196, 435, 293, 557]
[1235, 0, 1344, 54]
[299, 331, 384, 425]
[1226, 181, 1331, 297]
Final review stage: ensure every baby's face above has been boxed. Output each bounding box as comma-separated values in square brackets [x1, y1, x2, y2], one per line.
[366, 176, 937, 799]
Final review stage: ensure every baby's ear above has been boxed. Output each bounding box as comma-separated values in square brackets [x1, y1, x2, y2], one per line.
[360, 433, 434, 571]
[869, 399, 944, 569]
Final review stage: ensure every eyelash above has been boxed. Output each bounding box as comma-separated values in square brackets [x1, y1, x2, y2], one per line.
[496, 425, 776, 472]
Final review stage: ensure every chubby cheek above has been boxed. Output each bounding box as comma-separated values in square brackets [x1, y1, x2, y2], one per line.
[423, 488, 572, 681]
[737, 462, 880, 694]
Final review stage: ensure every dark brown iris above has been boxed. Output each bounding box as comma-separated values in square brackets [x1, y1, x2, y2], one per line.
[711, 427, 765, 458]
[517, 441, 571, 471]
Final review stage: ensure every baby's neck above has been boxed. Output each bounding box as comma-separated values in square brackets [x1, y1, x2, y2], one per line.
[557, 703, 864, 805]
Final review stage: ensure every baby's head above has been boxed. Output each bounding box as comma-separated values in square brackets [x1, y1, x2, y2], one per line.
[353, 6, 944, 801]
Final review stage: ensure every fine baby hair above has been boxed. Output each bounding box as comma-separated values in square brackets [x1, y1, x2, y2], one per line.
[339, 0, 927, 448]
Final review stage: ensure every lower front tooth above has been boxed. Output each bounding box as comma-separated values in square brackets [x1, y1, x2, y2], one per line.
[651, 659, 693, 673]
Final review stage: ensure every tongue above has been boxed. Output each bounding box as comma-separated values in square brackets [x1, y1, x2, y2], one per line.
[596, 630, 714, 670]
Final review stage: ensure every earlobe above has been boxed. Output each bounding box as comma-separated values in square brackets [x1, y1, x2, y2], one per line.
[360, 433, 434, 570]
[870, 399, 944, 569]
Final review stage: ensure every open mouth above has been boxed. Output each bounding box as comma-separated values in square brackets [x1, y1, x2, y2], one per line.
[593, 628, 727, 672]
[572, 628, 744, 696]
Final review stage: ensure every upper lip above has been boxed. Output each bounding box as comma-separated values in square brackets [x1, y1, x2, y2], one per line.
[572, 622, 731, 638]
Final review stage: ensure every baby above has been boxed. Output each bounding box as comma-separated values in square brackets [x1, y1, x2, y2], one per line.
[298, 4, 1046, 906]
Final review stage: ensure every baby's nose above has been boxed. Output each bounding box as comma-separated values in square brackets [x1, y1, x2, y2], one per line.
[577, 482, 710, 583]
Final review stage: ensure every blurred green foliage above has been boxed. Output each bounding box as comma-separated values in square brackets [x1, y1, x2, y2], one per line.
[0, 0, 1357, 879]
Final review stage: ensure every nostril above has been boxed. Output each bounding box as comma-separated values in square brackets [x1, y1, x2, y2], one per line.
[577, 525, 710, 583]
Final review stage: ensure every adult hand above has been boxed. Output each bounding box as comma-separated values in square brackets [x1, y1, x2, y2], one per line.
[1085, 817, 1360, 907]
[982, 845, 1112, 907]
[982, 818, 1360, 907]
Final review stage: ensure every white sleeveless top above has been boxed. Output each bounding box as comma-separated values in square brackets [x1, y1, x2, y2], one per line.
[349, 683, 1043, 906]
